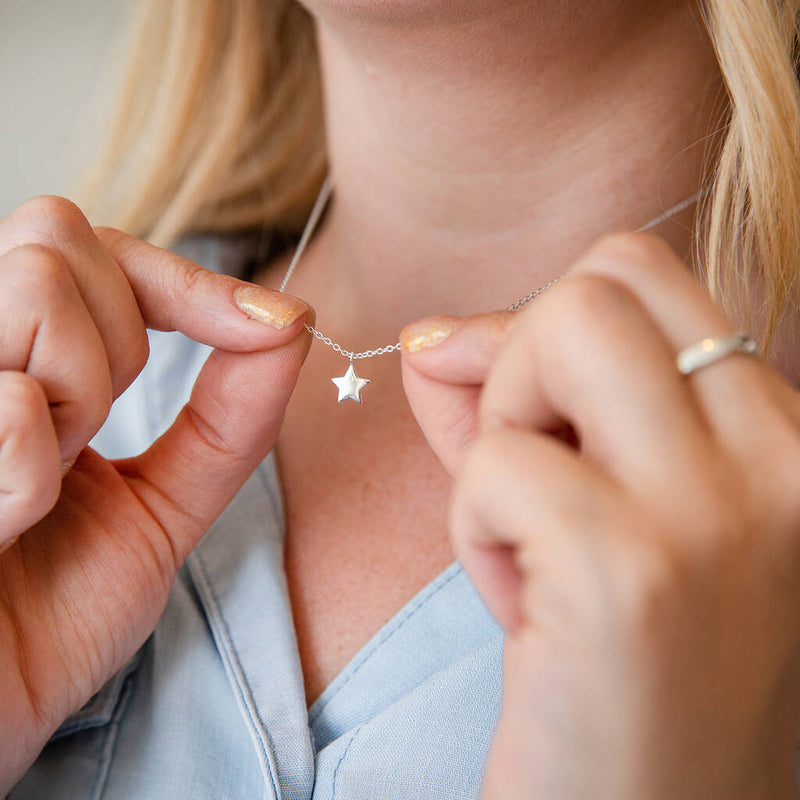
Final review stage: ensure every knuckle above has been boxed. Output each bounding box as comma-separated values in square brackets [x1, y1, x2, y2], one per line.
[3, 467, 61, 534]
[611, 533, 692, 638]
[53, 358, 114, 443]
[13, 195, 91, 242]
[781, 455, 800, 521]
[111, 325, 150, 397]
[539, 274, 633, 346]
[452, 437, 495, 517]
[462, 433, 505, 487]
[577, 231, 685, 288]
[614, 465, 760, 637]
[169, 259, 210, 304]
[673, 457, 753, 554]
[183, 403, 240, 462]
[56, 392, 112, 462]
[0, 375, 60, 528]
[453, 430, 516, 518]
[705, 494, 745, 542]
[113, 333, 150, 397]
[3, 243, 72, 299]
[86, 370, 114, 432]
[129, 331, 151, 381]
[589, 230, 673, 268]
[0, 372, 44, 426]
[759, 431, 800, 534]
[93, 226, 137, 261]
[689, 438, 799, 553]
[430, 397, 478, 456]
[92, 225, 125, 243]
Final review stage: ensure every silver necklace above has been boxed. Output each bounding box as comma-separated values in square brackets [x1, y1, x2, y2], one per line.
[279, 176, 704, 405]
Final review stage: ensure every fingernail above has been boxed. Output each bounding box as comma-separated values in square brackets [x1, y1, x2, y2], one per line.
[233, 286, 308, 330]
[400, 316, 461, 353]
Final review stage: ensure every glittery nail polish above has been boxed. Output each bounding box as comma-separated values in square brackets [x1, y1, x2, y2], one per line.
[400, 317, 461, 352]
[233, 286, 307, 330]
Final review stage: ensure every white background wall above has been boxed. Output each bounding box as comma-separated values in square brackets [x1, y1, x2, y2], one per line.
[0, 0, 133, 218]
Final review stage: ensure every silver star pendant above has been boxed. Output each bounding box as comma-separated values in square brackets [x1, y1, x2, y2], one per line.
[331, 362, 371, 404]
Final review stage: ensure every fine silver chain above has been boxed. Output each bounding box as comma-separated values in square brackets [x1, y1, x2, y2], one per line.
[279, 176, 705, 362]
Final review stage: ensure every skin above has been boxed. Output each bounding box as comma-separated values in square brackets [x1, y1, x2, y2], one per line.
[1, 1, 799, 799]
[273, 0, 734, 707]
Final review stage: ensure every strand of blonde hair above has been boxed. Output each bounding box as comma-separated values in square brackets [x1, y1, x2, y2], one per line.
[80, 0, 326, 245]
[700, 0, 800, 351]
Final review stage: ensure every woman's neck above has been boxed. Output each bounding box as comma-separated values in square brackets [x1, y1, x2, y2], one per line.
[285, 0, 724, 347]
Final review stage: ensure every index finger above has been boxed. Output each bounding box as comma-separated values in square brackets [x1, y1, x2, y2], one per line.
[568, 233, 786, 444]
[96, 227, 311, 351]
[0, 197, 149, 397]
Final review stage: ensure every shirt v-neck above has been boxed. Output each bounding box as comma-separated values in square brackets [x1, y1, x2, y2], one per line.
[185, 451, 502, 773]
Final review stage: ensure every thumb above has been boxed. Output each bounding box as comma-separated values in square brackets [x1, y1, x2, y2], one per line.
[401, 311, 516, 475]
[117, 319, 312, 565]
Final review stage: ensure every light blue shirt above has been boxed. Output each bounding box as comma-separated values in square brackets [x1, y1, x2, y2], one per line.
[9, 235, 504, 800]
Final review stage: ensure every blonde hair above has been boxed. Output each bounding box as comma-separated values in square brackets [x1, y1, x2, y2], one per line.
[82, 0, 800, 350]
[81, 0, 326, 246]
[700, 0, 800, 351]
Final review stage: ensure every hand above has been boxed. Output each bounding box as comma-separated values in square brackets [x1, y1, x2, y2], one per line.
[0, 197, 312, 793]
[403, 234, 800, 799]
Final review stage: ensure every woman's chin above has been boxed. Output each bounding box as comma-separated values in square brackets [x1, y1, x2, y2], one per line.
[296, 0, 501, 28]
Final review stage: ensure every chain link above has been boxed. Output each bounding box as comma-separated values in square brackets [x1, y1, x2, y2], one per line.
[305, 325, 402, 361]
[505, 275, 565, 312]
[283, 182, 706, 362]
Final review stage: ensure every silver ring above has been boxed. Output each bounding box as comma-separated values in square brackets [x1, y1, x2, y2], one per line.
[677, 332, 759, 376]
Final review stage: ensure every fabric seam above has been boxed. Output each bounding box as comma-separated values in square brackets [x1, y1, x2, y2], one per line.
[188, 550, 283, 800]
[51, 647, 145, 740]
[331, 727, 363, 800]
[90, 663, 137, 800]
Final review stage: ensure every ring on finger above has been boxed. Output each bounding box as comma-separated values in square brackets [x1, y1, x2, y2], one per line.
[676, 332, 759, 376]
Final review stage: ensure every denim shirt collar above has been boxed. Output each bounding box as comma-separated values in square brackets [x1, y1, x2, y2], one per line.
[186, 455, 315, 799]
